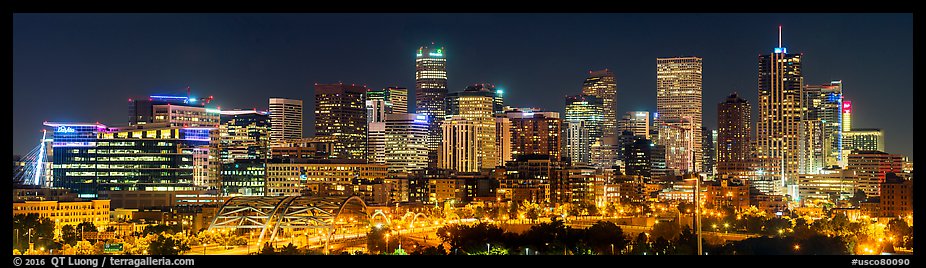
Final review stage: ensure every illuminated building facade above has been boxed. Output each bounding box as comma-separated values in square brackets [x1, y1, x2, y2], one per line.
[265, 159, 387, 196]
[879, 174, 912, 218]
[565, 94, 603, 165]
[508, 111, 561, 161]
[797, 169, 857, 205]
[439, 116, 480, 173]
[128, 95, 219, 128]
[618, 111, 650, 139]
[656, 56, 703, 174]
[582, 69, 617, 138]
[756, 31, 803, 195]
[13, 200, 111, 229]
[716, 93, 753, 178]
[702, 127, 716, 176]
[45, 122, 211, 199]
[314, 83, 368, 160]
[656, 118, 693, 176]
[445, 84, 498, 170]
[415, 45, 448, 168]
[385, 113, 430, 173]
[804, 81, 844, 168]
[387, 87, 409, 114]
[269, 137, 334, 160]
[367, 122, 386, 164]
[366, 88, 390, 123]
[847, 150, 903, 198]
[218, 110, 270, 162]
[565, 121, 590, 165]
[622, 135, 654, 178]
[843, 129, 885, 167]
[495, 115, 513, 165]
[268, 98, 303, 142]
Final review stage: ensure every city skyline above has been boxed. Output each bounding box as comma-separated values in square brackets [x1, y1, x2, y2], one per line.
[13, 14, 913, 160]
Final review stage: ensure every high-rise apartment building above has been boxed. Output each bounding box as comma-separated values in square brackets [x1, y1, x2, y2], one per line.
[415, 45, 448, 167]
[702, 126, 716, 176]
[756, 29, 803, 195]
[716, 93, 752, 178]
[843, 129, 885, 167]
[314, 83, 368, 160]
[656, 57, 703, 174]
[582, 69, 617, 138]
[366, 89, 390, 123]
[565, 121, 590, 165]
[508, 111, 561, 161]
[367, 122, 386, 164]
[804, 81, 844, 168]
[269, 98, 303, 142]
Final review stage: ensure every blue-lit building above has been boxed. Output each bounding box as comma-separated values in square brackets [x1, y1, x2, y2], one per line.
[45, 122, 212, 199]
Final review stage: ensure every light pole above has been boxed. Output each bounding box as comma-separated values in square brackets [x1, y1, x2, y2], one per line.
[203, 243, 207, 255]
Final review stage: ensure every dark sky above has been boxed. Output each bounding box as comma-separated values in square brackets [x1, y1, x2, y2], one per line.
[13, 13, 913, 160]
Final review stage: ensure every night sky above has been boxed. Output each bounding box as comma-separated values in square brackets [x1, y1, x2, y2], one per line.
[13, 14, 913, 160]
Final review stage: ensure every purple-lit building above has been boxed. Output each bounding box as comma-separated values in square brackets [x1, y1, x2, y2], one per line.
[44, 121, 214, 199]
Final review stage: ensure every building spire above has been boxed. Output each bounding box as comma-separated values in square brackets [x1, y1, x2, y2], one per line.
[778, 25, 782, 48]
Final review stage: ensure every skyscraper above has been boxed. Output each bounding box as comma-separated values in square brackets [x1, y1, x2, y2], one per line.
[440, 116, 480, 172]
[717, 93, 752, 179]
[385, 113, 429, 173]
[445, 84, 498, 170]
[656, 56, 703, 174]
[314, 83, 368, 160]
[565, 94, 604, 165]
[618, 111, 650, 139]
[388, 87, 409, 114]
[129, 95, 220, 128]
[366, 88, 390, 123]
[804, 81, 844, 168]
[367, 122, 386, 164]
[415, 45, 448, 168]
[756, 27, 803, 195]
[582, 69, 617, 138]
[269, 98, 303, 142]
[702, 126, 716, 176]
[565, 121, 590, 165]
[843, 129, 885, 166]
[218, 110, 271, 162]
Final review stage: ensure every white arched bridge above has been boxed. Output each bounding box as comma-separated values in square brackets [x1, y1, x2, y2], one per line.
[208, 195, 372, 247]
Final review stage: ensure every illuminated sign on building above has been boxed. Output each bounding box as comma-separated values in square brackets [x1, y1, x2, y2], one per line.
[56, 126, 76, 133]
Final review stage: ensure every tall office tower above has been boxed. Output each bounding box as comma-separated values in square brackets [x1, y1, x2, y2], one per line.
[582, 69, 618, 138]
[565, 94, 604, 143]
[590, 136, 621, 169]
[657, 118, 694, 176]
[717, 93, 752, 178]
[415, 45, 448, 168]
[367, 122, 386, 164]
[804, 81, 844, 168]
[269, 98, 304, 142]
[387, 87, 409, 114]
[847, 150, 904, 198]
[702, 126, 716, 176]
[385, 113, 429, 173]
[798, 119, 825, 175]
[495, 115, 513, 165]
[440, 116, 480, 172]
[493, 87, 505, 115]
[366, 88, 390, 123]
[128, 95, 220, 128]
[445, 84, 498, 170]
[314, 83, 368, 160]
[656, 56, 703, 174]
[756, 28, 803, 195]
[619, 111, 650, 139]
[218, 110, 271, 163]
[509, 111, 562, 161]
[565, 121, 590, 165]
[623, 135, 654, 178]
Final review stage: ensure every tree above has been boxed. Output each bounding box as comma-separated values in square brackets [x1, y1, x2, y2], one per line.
[61, 225, 79, 246]
[629, 233, 650, 255]
[584, 221, 628, 255]
[147, 234, 188, 255]
[848, 189, 867, 207]
[12, 214, 56, 252]
[258, 243, 275, 255]
[279, 243, 299, 255]
[366, 225, 391, 254]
